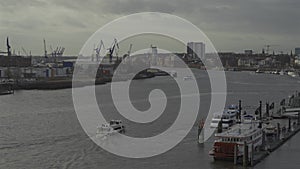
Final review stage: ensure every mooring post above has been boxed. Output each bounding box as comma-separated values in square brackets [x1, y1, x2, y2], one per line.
[262, 131, 266, 149]
[298, 112, 300, 126]
[266, 102, 269, 117]
[239, 100, 242, 123]
[251, 144, 254, 167]
[258, 101, 263, 129]
[234, 144, 237, 165]
[288, 117, 291, 132]
[217, 119, 223, 133]
[198, 119, 204, 144]
[277, 123, 281, 140]
[243, 142, 249, 167]
[259, 101, 262, 120]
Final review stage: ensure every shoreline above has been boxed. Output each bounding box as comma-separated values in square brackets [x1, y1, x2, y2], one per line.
[11, 72, 156, 91]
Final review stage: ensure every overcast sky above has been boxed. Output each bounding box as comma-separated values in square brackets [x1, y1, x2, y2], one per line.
[0, 0, 299, 55]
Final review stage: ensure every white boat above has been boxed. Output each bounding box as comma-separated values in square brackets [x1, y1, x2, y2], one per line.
[96, 120, 125, 138]
[265, 124, 277, 136]
[169, 71, 177, 78]
[279, 70, 286, 76]
[271, 70, 280, 75]
[210, 105, 239, 129]
[288, 71, 298, 77]
[255, 69, 264, 74]
[183, 76, 193, 81]
[209, 121, 263, 160]
[243, 114, 255, 123]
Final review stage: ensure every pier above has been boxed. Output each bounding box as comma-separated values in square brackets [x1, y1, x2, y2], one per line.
[236, 118, 300, 167]
[205, 92, 300, 167]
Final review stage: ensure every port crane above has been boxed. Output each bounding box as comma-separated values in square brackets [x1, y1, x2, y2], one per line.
[94, 40, 105, 62]
[123, 44, 133, 59]
[51, 46, 65, 57]
[0, 37, 12, 56]
[107, 38, 119, 63]
[21, 47, 29, 57]
[7, 37, 11, 56]
[44, 39, 65, 58]
[264, 44, 279, 55]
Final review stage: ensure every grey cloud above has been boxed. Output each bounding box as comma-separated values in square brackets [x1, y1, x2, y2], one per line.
[0, 0, 299, 55]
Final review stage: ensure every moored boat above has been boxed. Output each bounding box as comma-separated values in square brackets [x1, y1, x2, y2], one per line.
[209, 121, 263, 160]
[96, 120, 125, 138]
[265, 124, 277, 136]
[210, 105, 239, 129]
[183, 75, 193, 81]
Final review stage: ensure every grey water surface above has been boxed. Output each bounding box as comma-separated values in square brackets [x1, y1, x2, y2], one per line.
[1, 70, 300, 169]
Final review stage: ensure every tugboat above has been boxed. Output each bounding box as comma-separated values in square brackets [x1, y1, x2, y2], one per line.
[96, 120, 125, 138]
[209, 121, 263, 160]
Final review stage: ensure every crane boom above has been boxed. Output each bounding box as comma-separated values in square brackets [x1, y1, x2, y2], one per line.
[21, 47, 28, 56]
[7, 37, 11, 56]
[108, 38, 119, 63]
[128, 44, 133, 56]
[95, 40, 104, 61]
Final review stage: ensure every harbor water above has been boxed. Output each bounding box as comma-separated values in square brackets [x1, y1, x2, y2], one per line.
[1, 70, 300, 169]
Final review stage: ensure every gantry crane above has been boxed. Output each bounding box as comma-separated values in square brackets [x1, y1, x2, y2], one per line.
[94, 40, 105, 62]
[107, 38, 119, 63]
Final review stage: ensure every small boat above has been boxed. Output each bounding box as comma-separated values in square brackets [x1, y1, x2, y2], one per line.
[96, 120, 125, 138]
[210, 105, 239, 129]
[265, 124, 277, 136]
[209, 121, 263, 160]
[279, 70, 285, 76]
[255, 69, 264, 74]
[169, 71, 177, 78]
[109, 120, 125, 132]
[243, 114, 255, 123]
[271, 70, 280, 75]
[0, 81, 14, 95]
[183, 75, 193, 81]
[287, 71, 298, 77]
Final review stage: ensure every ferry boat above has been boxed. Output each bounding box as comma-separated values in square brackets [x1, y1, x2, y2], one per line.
[209, 122, 263, 160]
[96, 120, 125, 138]
[210, 105, 239, 129]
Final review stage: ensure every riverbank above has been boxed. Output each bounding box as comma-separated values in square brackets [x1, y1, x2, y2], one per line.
[10, 71, 157, 90]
